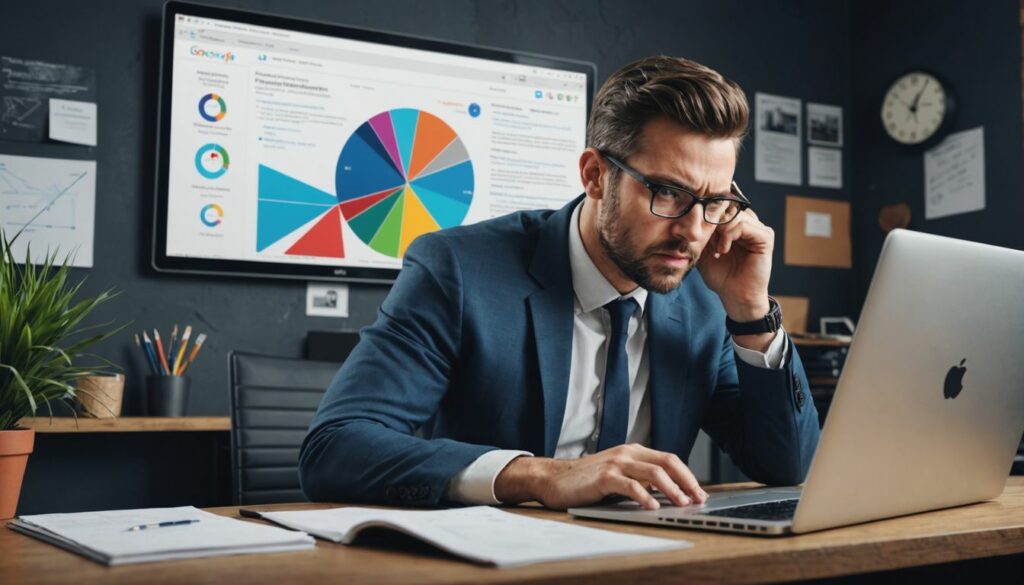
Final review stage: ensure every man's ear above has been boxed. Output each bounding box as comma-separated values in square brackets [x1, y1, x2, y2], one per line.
[579, 148, 606, 201]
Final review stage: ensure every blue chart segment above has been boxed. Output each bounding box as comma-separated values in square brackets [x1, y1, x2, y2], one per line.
[336, 108, 474, 258]
[256, 164, 343, 257]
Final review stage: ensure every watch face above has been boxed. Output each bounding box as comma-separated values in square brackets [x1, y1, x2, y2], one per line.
[881, 72, 948, 145]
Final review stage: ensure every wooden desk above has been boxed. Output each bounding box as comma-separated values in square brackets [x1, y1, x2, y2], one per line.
[4, 478, 1023, 584]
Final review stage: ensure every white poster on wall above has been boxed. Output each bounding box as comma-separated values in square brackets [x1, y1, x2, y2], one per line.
[808, 146, 842, 189]
[924, 127, 985, 220]
[755, 93, 802, 186]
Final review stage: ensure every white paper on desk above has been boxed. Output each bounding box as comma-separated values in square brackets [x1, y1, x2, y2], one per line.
[260, 505, 690, 568]
[48, 98, 97, 146]
[0, 154, 96, 267]
[755, 93, 802, 186]
[925, 126, 985, 220]
[10, 506, 315, 565]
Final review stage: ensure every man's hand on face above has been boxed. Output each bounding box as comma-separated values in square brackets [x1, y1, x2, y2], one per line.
[696, 209, 775, 322]
[493, 443, 707, 510]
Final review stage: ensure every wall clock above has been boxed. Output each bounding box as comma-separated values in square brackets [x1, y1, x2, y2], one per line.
[880, 71, 955, 146]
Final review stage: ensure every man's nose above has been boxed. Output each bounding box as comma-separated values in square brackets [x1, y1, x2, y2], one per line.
[670, 204, 705, 243]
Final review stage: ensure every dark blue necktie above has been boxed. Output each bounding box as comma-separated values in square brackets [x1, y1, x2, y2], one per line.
[596, 298, 638, 451]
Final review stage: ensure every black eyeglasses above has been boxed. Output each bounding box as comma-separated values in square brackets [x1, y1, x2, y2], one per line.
[600, 152, 751, 225]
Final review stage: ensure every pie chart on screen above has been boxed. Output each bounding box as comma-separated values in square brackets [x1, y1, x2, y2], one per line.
[336, 108, 474, 258]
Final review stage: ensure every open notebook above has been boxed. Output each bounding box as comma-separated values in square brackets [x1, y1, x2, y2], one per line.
[244, 505, 690, 568]
[9, 506, 315, 565]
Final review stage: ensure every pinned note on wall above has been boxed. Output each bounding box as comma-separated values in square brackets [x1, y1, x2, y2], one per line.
[784, 195, 851, 268]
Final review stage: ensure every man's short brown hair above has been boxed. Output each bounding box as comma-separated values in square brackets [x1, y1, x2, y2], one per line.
[587, 56, 749, 162]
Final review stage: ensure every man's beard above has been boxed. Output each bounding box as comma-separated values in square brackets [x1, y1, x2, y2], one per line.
[597, 184, 701, 294]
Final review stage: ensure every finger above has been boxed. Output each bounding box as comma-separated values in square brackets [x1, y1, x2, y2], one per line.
[631, 447, 707, 504]
[656, 452, 707, 504]
[607, 475, 660, 510]
[621, 461, 690, 507]
[716, 214, 771, 256]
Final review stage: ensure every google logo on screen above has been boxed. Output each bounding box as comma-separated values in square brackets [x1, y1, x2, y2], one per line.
[198, 93, 226, 122]
[200, 203, 224, 227]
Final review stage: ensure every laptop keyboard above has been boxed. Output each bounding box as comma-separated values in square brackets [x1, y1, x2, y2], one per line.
[702, 498, 800, 521]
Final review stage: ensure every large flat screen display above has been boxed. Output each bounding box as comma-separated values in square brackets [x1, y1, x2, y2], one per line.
[153, 2, 595, 282]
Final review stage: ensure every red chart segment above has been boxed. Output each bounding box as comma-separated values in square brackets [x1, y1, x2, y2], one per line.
[286, 205, 345, 258]
[339, 186, 403, 219]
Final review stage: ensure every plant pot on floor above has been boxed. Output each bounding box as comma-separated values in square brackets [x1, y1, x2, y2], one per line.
[0, 428, 34, 519]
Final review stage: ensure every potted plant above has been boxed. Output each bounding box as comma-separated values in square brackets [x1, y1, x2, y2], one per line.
[0, 231, 119, 519]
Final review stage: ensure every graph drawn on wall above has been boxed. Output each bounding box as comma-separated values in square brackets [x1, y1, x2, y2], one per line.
[0, 154, 96, 267]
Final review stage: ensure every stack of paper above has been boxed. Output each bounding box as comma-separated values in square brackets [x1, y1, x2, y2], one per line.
[255, 505, 690, 568]
[9, 506, 315, 565]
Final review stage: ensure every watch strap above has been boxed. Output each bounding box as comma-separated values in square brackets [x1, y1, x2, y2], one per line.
[726, 296, 782, 336]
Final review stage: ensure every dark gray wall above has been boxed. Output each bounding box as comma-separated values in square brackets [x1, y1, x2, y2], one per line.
[1, 0, 853, 416]
[850, 0, 1024, 308]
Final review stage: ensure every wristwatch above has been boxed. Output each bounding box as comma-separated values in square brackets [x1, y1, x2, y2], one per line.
[725, 296, 783, 336]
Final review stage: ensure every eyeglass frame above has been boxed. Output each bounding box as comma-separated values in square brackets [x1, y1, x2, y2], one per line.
[599, 151, 752, 224]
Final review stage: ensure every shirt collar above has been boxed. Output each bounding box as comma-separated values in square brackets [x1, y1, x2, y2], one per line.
[568, 200, 648, 315]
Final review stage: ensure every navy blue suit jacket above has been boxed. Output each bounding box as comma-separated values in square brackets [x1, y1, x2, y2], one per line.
[299, 196, 820, 506]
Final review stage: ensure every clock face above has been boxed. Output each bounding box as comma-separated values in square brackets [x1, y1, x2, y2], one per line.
[881, 72, 948, 145]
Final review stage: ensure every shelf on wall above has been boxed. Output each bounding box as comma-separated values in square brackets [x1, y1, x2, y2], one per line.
[19, 417, 231, 433]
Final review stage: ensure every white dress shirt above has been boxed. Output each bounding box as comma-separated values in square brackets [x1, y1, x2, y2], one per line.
[446, 201, 788, 504]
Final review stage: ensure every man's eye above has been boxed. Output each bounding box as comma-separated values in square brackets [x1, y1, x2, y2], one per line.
[655, 187, 682, 200]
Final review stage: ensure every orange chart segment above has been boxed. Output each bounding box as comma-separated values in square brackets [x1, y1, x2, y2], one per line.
[399, 186, 442, 257]
[407, 112, 457, 180]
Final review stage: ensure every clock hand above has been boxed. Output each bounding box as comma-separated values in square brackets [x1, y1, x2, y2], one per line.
[910, 78, 930, 111]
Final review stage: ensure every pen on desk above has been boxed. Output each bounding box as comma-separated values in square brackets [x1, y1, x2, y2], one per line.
[178, 333, 206, 375]
[124, 519, 200, 532]
[135, 333, 159, 375]
[153, 329, 171, 376]
[173, 325, 192, 376]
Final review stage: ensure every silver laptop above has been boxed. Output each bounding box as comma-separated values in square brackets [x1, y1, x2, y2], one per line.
[570, 229, 1024, 535]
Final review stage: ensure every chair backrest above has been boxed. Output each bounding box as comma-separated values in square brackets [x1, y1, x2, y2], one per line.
[228, 351, 341, 505]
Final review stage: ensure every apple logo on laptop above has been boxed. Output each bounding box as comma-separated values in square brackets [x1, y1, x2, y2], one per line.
[943, 358, 967, 399]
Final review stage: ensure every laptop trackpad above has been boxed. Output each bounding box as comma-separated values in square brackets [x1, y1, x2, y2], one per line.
[655, 486, 802, 512]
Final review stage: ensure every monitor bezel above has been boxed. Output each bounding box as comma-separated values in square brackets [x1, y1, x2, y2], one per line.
[153, 0, 596, 283]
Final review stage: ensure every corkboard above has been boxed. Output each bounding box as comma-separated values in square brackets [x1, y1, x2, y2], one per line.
[784, 195, 852, 268]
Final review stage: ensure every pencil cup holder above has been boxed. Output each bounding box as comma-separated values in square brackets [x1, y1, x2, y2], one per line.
[146, 376, 190, 417]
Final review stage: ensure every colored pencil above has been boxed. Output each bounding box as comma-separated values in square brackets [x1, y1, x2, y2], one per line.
[178, 333, 207, 375]
[173, 325, 192, 376]
[135, 333, 159, 375]
[153, 329, 171, 376]
[141, 331, 162, 376]
[166, 324, 179, 368]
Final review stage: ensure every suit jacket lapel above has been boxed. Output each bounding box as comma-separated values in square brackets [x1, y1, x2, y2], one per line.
[647, 291, 693, 453]
[526, 196, 581, 457]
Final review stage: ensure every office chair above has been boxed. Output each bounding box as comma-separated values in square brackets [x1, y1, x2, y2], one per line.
[228, 351, 342, 504]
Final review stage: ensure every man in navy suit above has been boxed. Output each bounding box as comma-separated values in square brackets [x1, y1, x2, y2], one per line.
[300, 56, 820, 510]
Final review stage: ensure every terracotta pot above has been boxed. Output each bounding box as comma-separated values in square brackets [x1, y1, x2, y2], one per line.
[0, 428, 35, 520]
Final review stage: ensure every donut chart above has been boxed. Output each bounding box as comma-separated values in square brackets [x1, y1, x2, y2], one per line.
[195, 143, 229, 179]
[336, 108, 474, 258]
[198, 93, 227, 122]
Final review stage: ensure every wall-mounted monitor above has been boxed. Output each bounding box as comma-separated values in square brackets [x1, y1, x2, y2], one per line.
[153, 1, 595, 283]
